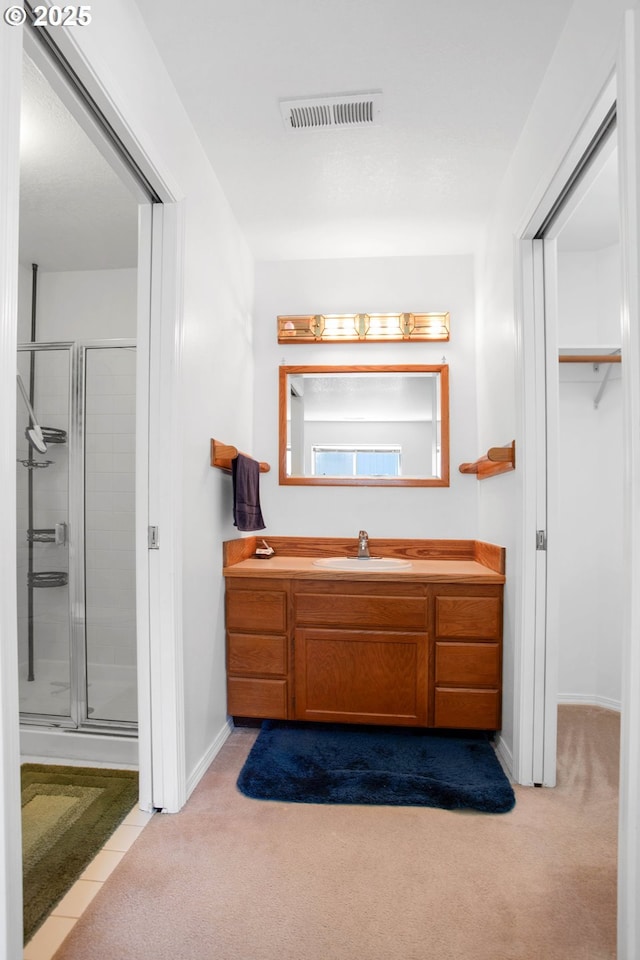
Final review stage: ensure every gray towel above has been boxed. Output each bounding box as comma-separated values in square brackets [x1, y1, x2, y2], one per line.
[232, 454, 266, 532]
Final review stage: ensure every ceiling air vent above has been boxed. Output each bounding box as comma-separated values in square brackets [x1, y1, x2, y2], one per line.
[280, 92, 382, 132]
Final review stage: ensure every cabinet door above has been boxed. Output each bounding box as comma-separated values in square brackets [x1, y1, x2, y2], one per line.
[294, 628, 428, 726]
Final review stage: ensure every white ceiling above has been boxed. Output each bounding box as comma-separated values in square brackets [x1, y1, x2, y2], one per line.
[131, 0, 576, 261]
[19, 54, 138, 272]
[19, 0, 621, 272]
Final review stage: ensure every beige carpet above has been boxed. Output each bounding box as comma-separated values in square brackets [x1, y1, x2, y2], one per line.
[52, 705, 618, 960]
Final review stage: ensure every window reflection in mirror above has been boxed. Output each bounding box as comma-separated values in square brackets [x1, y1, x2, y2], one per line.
[279, 364, 449, 486]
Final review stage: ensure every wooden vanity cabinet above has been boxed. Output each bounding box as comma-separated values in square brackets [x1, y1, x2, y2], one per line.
[223, 548, 505, 731]
[225, 578, 290, 719]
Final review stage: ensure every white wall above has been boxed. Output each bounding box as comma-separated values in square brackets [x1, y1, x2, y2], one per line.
[476, 0, 636, 773]
[556, 246, 623, 708]
[557, 247, 621, 347]
[19, 266, 137, 341]
[253, 255, 479, 539]
[17, 264, 136, 340]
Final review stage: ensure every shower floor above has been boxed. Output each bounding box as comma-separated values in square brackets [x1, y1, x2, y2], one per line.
[19, 659, 137, 725]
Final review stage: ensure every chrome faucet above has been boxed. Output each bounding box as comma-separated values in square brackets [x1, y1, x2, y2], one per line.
[357, 530, 370, 559]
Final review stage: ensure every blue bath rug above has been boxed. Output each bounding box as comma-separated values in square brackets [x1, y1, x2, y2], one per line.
[237, 721, 515, 813]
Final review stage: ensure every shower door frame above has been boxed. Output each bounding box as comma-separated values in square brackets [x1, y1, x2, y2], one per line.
[78, 339, 137, 733]
[18, 339, 138, 734]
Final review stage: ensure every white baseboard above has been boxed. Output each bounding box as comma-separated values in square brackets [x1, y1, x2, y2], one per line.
[186, 717, 234, 799]
[493, 732, 514, 781]
[557, 693, 621, 712]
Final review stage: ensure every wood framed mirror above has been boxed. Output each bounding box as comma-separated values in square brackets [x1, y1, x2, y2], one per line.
[279, 364, 449, 486]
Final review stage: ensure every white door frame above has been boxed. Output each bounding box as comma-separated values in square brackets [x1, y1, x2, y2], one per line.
[23, 18, 188, 813]
[516, 72, 617, 781]
[144, 199, 186, 813]
[517, 11, 640, 957]
[0, 19, 187, 955]
[615, 11, 640, 956]
[0, 20, 27, 960]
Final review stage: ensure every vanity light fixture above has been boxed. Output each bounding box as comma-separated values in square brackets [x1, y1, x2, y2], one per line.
[277, 312, 450, 344]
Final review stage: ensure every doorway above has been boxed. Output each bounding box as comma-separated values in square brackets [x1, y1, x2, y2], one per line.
[552, 146, 622, 715]
[540, 131, 623, 781]
[533, 111, 624, 786]
[17, 44, 147, 765]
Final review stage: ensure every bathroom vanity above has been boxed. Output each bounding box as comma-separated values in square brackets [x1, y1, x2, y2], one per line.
[223, 537, 505, 731]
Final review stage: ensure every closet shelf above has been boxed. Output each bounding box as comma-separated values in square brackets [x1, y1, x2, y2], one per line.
[459, 441, 515, 480]
[210, 439, 270, 474]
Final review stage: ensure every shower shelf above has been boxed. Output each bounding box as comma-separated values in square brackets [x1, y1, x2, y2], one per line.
[40, 426, 67, 443]
[27, 529, 56, 543]
[28, 571, 69, 587]
[17, 459, 54, 469]
[210, 438, 270, 474]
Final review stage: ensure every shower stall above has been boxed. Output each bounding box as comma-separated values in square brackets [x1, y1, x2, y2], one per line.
[16, 340, 138, 760]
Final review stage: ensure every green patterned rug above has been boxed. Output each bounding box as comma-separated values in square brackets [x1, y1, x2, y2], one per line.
[21, 763, 139, 944]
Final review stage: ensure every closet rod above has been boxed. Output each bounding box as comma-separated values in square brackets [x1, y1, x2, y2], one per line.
[558, 354, 621, 364]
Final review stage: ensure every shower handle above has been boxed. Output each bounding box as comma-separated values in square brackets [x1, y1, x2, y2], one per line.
[55, 522, 67, 546]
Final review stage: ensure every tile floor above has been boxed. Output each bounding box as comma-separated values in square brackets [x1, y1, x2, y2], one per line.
[23, 803, 154, 960]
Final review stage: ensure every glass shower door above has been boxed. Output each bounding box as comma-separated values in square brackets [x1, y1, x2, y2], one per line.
[83, 344, 137, 725]
[17, 345, 72, 720]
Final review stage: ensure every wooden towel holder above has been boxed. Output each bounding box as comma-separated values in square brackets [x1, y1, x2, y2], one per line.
[210, 439, 270, 474]
[459, 440, 515, 480]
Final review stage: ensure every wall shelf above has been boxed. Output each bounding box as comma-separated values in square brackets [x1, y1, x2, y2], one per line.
[210, 439, 270, 474]
[459, 441, 515, 480]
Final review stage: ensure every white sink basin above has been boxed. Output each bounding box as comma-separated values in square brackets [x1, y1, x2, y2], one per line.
[312, 557, 412, 571]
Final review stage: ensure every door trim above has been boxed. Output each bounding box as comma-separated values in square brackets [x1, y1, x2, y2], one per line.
[0, 20, 26, 960]
[146, 200, 186, 813]
[616, 11, 640, 956]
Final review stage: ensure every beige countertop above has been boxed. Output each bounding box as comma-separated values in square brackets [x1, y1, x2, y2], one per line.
[223, 555, 505, 583]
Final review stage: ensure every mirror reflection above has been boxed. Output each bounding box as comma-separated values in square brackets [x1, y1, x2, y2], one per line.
[279, 364, 449, 486]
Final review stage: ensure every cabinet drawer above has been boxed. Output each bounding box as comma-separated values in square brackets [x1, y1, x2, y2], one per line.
[227, 633, 286, 677]
[295, 593, 427, 630]
[435, 642, 500, 686]
[434, 688, 501, 729]
[435, 596, 501, 639]
[227, 677, 288, 719]
[227, 588, 287, 633]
